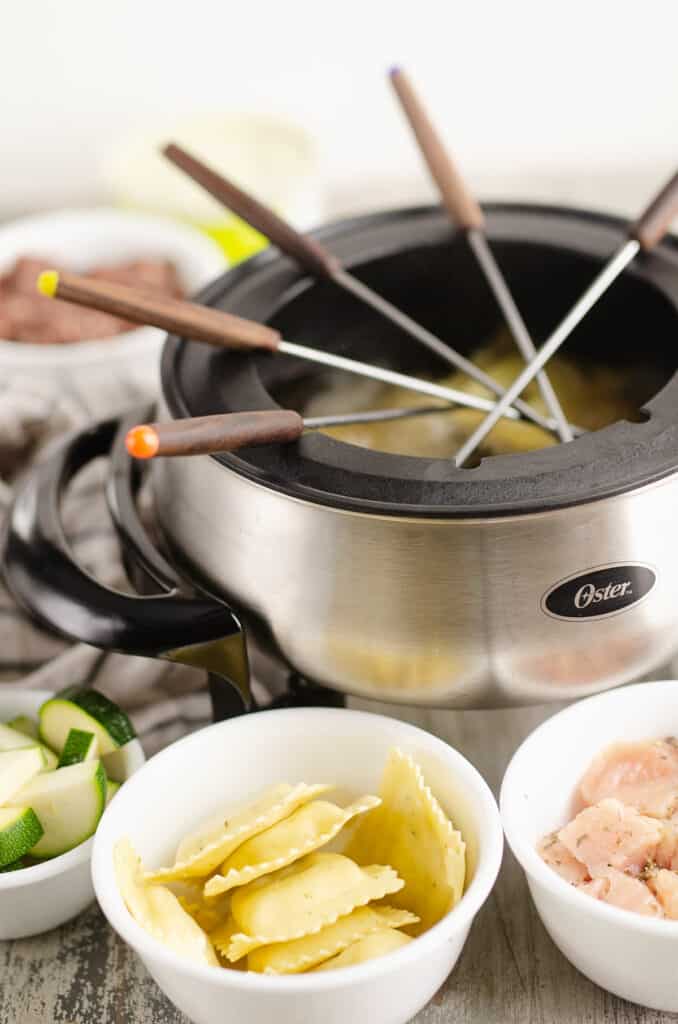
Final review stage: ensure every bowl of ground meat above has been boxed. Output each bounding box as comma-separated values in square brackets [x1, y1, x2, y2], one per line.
[0, 207, 225, 419]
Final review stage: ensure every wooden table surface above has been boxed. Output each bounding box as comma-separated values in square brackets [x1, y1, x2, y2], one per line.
[2, 698, 676, 1024]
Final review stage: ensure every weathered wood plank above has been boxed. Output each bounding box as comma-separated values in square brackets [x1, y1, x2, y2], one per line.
[2, 702, 676, 1023]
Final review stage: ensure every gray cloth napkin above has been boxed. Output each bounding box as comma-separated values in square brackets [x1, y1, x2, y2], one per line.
[0, 375, 281, 757]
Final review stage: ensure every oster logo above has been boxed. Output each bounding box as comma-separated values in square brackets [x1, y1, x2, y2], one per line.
[542, 564, 656, 621]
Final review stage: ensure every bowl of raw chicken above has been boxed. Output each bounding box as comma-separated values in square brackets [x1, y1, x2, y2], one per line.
[501, 680, 678, 1013]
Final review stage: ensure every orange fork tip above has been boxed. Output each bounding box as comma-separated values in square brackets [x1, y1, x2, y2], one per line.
[126, 425, 160, 459]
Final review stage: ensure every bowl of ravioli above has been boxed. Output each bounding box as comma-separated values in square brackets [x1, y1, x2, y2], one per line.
[92, 706, 503, 1024]
[501, 680, 678, 1013]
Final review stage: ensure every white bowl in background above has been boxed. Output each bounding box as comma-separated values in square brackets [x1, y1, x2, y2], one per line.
[501, 680, 678, 1013]
[92, 707, 503, 1024]
[0, 688, 145, 940]
[104, 111, 324, 239]
[0, 207, 225, 416]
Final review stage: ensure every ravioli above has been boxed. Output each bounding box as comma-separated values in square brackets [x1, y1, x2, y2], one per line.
[226, 852, 403, 961]
[204, 796, 380, 898]
[175, 786, 296, 862]
[113, 747, 469, 976]
[114, 838, 218, 966]
[345, 748, 466, 932]
[247, 904, 418, 974]
[313, 927, 412, 970]
[170, 880, 232, 933]
[146, 783, 330, 881]
[210, 915, 241, 960]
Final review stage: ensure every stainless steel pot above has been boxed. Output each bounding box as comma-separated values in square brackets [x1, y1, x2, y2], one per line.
[155, 443, 678, 706]
[5, 204, 678, 712]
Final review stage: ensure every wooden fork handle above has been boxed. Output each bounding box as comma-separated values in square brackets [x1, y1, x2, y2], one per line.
[163, 143, 340, 279]
[127, 411, 305, 458]
[47, 270, 280, 351]
[389, 67, 484, 231]
[630, 170, 678, 251]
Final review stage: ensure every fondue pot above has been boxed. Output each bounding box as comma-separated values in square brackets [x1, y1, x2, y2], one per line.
[5, 203, 678, 716]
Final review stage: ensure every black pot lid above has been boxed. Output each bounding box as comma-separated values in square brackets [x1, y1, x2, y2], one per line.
[162, 204, 678, 518]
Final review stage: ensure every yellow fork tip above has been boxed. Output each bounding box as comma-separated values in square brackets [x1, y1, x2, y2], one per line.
[37, 270, 59, 297]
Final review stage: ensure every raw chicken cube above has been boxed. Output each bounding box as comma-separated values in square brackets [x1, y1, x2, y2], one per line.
[577, 878, 609, 900]
[579, 740, 678, 818]
[537, 834, 588, 885]
[558, 799, 662, 876]
[599, 868, 663, 917]
[647, 869, 678, 919]
[655, 823, 678, 871]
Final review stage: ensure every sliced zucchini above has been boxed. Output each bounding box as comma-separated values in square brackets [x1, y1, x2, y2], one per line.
[57, 729, 99, 768]
[105, 780, 121, 806]
[38, 744, 59, 771]
[0, 747, 44, 806]
[102, 739, 144, 784]
[6, 715, 39, 741]
[40, 690, 135, 756]
[0, 722, 58, 772]
[7, 760, 107, 858]
[0, 722, 37, 752]
[0, 857, 27, 872]
[0, 807, 44, 867]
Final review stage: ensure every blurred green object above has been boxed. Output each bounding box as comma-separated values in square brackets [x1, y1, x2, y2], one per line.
[195, 216, 267, 263]
[104, 113, 322, 265]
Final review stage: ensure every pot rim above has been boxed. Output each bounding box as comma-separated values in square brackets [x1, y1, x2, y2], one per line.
[161, 202, 678, 519]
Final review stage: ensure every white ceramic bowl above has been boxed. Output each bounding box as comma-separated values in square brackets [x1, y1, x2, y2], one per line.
[105, 111, 324, 237]
[501, 680, 678, 1012]
[92, 707, 503, 1024]
[0, 688, 145, 939]
[0, 207, 225, 415]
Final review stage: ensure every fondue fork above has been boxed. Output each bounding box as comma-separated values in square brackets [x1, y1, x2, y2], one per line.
[388, 66, 572, 444]
[125, 407, 461, 459]
[454, 168, 678, 466]
[36, 270, 523, 421]
[162, 142, 568, 437]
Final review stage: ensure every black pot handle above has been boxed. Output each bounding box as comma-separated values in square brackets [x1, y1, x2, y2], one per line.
[106, 405, 184, 595]
[2, 412, 251, 718]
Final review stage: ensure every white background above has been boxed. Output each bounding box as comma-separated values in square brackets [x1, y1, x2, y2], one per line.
[2, 0, 678, 219]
